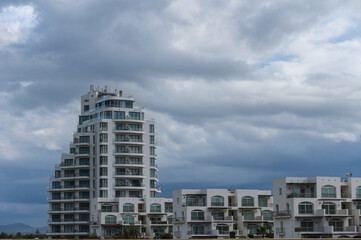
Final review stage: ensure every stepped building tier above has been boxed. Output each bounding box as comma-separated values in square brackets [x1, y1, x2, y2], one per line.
[47, 86, 172, 239]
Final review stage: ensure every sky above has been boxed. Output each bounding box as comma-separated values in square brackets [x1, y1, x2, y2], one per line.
[1, 0, 361, 227]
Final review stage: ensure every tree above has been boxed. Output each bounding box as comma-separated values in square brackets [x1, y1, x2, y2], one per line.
[256, 225, 268, 238]
[114, 224, 141, 239]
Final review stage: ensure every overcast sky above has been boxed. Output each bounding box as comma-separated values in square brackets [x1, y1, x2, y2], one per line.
[2, 0, 361, 227]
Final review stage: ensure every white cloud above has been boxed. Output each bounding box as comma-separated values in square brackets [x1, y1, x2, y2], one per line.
[0, 5, 37, 50]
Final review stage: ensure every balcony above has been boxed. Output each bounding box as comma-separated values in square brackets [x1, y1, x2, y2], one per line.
[113, 183, 145, 189]
[187, 230, 216, 236]
[150, 220, 171, 226]
[113, 172, 145, 179]
[173, 217, 185, 223]
[212, 216, 233, 222]
[113, 127, 144, 134]
[295, 227, 325, 233]
[47, 230, 89, 236]
[113, 150, 145, 156]
[113, 139, 145, 145]
[276, 228, 285, 236]
[113, 161, 145, 167]
[273, 210, 291, 218]
[74, 151, 90, 157]
[189, 216, 212, 222]
[47, 207, 90, 213]
[287, 193, 316, 198]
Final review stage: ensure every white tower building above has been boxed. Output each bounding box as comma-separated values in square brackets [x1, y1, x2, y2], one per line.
[47, 86, 172, 239]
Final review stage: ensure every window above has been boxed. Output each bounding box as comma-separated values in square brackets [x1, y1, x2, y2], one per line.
[63, 192, 74, 200]
[52, 203, 61, 211]
[105, 215, 116, 224]
[79, 203, 89, 210]
[100, 179, 108, 188]
[64, 225, 74, 233]
[356, 187, 361, 198]
[100, 190, 108, 198]
[216, 224, 229, 234]
[186, 197, 206, 206]
[150, 204, 161, 212]
[64, 203, 74, 211]
[64, 181, 75, 188]
[301, 220, 313, 231]
[242, 210, 254, 220]
[191, 210, 204, 220]
[52, 182, 61, 189]
[150, 147, 156, 156]
[100, 133, 108, 142]
[150, 158, 156, 166]
[150, 135, 155, 144]
[248, 224, 258, 234]
[321, 185, 336, 198]
[100, 145, 108, 154]
[79, 147, 90, 154]
[79, 180, 90, 187]
[79, 158, 90, 165]
[129, 190, 141, 198]
[262, 210, 273, 220]
[299, 202, 313, 214]
[114, 111, 125, 119]
[329, 219, 343, 231]
[279, 188, 282, 195]
[100, 156, 108, 165]
[79, 191, 89, 199]
[123, 203, 134, 212]
[211, 210, 224, 220]
[79, 136, 90, 143]
[242, 196, 254, 206]
[322, 202, 336, 214]
[116, 190, 126, 198]
[149, 124, 154, 133]
[100, 167, 107, 176]
[64, 214, 74, 222]
[258, 197, 268, 207]
[123, 216, 134, 224]
[165, 203, 173, 213]
[79, 169, 90, 176]
[101, 204, 113, 213]
[100, 122, 108, 131]
[125, 101, 133, 108]
[64, 159, 73, 166]
[129, 112, 140, 120]
[192, 225, 204, 234]
[104, 111, 112, 119]
[211, 196, 224, 206]
[79, 213, 89, 221]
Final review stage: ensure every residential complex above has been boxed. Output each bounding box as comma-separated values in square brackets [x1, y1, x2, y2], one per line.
[47, 86, 172, 239]
[273, 177, 361, 238]
[172, 189, 273, 239]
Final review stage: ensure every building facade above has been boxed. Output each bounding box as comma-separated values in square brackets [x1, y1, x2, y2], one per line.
[173, 189, 273, 239]
[273, 177, 361, 238]
[47, 86, 172, 239]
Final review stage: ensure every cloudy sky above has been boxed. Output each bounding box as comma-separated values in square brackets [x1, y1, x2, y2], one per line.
[2, 0, 361, 227]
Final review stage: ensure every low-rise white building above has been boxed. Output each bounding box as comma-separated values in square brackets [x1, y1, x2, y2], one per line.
[273, 177, 361, 238]
[173, 189, 273, 239]
[98, 197, 173, 238]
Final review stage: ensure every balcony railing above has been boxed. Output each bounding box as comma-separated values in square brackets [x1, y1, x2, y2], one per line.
[287, 193, 316, 198]
[273, 210, 291, 218]
[295, 227, 324, 232]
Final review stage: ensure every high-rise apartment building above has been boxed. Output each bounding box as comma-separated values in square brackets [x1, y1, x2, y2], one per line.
[47, 86, 172, 239]
[273, 177, 361, 238]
